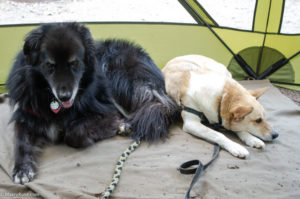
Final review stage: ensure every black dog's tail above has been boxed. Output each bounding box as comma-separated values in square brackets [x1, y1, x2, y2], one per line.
[127, 87, 181, 142]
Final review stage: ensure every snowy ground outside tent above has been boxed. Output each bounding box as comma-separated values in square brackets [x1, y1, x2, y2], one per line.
[0, 0, 299, 105]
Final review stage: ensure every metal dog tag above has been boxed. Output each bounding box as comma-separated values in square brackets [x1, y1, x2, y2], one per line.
[50, 100, 61, 114]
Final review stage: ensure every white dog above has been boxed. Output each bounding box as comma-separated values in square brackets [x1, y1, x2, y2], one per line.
[163, 55, 278, 158]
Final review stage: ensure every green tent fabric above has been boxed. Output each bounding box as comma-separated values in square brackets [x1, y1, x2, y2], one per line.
[0, 0, 299, 93]
[180, 0, 300, 90]
[228, 46, 295, 82]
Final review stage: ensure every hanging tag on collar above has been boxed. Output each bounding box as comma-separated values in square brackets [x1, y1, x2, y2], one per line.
[50, 100, 61, 114]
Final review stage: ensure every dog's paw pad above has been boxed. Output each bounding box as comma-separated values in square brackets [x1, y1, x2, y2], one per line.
[118, 123, 132, 136]
[13, 167, 36, 184]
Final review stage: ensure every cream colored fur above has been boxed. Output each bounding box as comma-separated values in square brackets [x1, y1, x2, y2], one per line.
[163, 55, 277, 158]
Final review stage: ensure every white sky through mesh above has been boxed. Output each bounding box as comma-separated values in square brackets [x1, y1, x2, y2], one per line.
[0, 0, 298, 34]
[281, 0, 300, 34]
[0, 0, 195, 24]
[197, 0, 256, 30]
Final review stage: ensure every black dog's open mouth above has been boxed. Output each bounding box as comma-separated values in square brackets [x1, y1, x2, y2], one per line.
[61, 100, 73, 108]
[50, 86, 78, 110]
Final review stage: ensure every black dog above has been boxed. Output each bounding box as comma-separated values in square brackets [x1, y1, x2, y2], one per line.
[7, 23, 179, 184]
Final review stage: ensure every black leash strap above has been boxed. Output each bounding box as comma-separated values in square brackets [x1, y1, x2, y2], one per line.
[180, 99, 222, 198]
[179, 144, 220, 199]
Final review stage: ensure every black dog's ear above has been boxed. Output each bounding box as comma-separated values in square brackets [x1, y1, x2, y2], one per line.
[23, 26, 45, 65]
[70, 23, 96, 68]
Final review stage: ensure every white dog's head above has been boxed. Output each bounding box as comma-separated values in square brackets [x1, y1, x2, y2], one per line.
[224, 87, 279, 141]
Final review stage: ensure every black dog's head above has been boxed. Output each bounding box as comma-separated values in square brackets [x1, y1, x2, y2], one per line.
[23, 23, 96, 108]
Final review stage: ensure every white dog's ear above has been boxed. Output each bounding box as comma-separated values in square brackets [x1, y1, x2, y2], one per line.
[248, 87, 268, 99]
[230, 105, 253, 121]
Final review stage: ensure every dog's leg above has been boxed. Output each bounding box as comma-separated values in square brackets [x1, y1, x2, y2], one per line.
[236, 131, 265, 149]
[13, 123, 45, 184]
[182, 113, 249, 158]
[65, 113, 124, 148]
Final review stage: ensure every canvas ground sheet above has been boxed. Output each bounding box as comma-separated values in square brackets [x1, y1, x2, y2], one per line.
[0, 80, 299, 199]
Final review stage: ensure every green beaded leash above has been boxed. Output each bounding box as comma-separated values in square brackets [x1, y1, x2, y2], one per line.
[101, 139, 141, 199]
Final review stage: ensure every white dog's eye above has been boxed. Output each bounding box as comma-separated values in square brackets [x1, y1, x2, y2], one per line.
[255, 118, 262, 123]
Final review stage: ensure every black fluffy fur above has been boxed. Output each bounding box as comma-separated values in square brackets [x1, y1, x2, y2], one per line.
[7, 23, 180, 184]
[96, 40, 180, 141]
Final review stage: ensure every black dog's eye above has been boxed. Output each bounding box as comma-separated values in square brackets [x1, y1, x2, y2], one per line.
[255, 118, 262, 123]
[70, 60, 80, 71]
[45, 62, 55, 73]
[70, 60, 79, 66]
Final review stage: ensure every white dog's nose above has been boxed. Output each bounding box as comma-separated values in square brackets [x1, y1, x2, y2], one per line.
[272, 131, 279, 139]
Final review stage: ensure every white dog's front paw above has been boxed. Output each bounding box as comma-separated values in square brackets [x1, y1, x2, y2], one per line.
[225, 142, 249, 159]
[244, 136, 265, 149]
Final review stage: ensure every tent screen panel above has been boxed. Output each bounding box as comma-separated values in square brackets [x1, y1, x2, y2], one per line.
[197, 0, 256, 30]
[228, 46, 295, 83]
[281, 0, 300, 34]
[0, 0, 196, 25]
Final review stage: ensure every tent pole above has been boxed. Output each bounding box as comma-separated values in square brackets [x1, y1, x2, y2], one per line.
[258, 51, 300, 80]
[271, 80, 300, 87]
[180, 0, 258, 79]
[255, 0, 272, 75]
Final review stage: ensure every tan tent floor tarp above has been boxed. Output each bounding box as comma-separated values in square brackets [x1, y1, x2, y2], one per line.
[0, 80, 300, 199]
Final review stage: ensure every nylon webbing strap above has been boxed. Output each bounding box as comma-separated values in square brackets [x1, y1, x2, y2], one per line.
[183, 106, 210, 125]
[182, 104, 223, 130]
[178, 144, 220, 199]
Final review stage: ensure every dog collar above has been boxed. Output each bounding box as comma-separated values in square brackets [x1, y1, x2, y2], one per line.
[25, 100, 62, 117]
[50, 100, 61, 114]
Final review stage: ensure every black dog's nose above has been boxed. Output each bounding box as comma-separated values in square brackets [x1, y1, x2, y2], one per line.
[57, 87, 72, 102]
[272, 131, 279, 139]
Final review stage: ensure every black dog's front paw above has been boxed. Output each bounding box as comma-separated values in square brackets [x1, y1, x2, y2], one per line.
[118, 123, 132, 136]
[13, 164, 36, 184]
